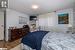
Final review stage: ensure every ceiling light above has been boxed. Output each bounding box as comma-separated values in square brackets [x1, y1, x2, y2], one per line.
[32, 5, 38, 9]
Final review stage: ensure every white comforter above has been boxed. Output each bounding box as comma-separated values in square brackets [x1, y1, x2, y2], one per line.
[22, 32, 75, 50]
[41, 32, 75, 50]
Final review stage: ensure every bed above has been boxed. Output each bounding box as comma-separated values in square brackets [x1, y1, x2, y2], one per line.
[21, 31, 49, 50]
[21, 26, 75, 50]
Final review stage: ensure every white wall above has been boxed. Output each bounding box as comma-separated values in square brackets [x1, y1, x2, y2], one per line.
[38, 8, 73, 32]
[0, 10, 4, 40]
[73, 7, 75, 26]
[6, 8, 29, 41]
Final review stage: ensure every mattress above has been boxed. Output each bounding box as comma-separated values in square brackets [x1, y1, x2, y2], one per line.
[22, 32, 75, 50]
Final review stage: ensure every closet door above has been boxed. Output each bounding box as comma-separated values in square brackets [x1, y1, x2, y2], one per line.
[0, 9, 4, 40]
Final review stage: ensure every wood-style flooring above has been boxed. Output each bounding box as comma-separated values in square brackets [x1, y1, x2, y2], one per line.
[0, 39, 21, 50]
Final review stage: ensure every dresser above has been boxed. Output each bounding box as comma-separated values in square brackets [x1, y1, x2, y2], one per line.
[8, 27, 29, 42]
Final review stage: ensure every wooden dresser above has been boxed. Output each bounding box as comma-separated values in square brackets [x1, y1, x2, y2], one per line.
[8, 28, 29, 42]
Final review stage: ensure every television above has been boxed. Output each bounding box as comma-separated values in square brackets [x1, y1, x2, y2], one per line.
[30, 16, 37, 20]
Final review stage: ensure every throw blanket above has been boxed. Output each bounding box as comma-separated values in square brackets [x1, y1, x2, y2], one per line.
[21, 31, 49, 50]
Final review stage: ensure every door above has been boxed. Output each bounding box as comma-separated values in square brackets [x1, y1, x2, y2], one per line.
[0, 9, 4, 40]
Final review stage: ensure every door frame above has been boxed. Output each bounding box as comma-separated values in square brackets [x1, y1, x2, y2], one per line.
[4, 8, 6, 41]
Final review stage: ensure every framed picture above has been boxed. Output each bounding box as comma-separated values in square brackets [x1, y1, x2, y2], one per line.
[19, 16, 27, 24]
[58, 13, 69, 24]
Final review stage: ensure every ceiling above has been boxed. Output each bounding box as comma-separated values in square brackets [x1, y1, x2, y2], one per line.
[8, 0, 75, 16]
